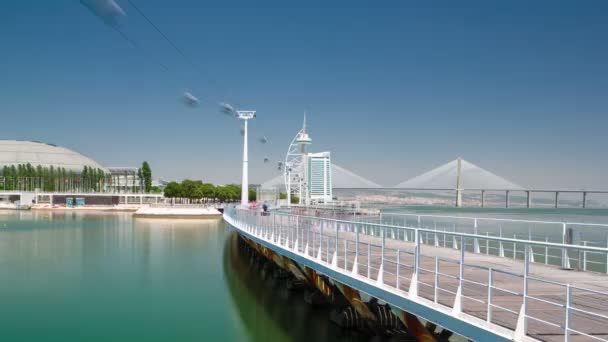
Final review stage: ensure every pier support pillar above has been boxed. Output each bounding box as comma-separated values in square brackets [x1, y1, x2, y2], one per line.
[582, 192, 587, 208]
[505, 190, 510, 208]
[481, 190, 485, 208]
[526, 191, 531, 208]
[555, 192, 559, 208]
[455, 158, 463, 208]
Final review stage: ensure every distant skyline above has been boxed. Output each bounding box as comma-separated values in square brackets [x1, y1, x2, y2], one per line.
[1, 1, 607, 189]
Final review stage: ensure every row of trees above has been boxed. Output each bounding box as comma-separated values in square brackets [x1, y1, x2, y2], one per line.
[0, 161, 154, 194]
[163, 179, 256, 202]
[0, 164, 106, 192]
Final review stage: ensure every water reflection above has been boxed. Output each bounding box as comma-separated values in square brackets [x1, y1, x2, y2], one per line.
[222, 231, 366, 342]
[0, 211, 368, 341]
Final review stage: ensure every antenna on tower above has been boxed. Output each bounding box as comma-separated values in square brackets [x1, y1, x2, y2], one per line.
[295, 112, 312, 154]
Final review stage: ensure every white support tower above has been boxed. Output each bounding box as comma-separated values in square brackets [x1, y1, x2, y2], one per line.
[455, 157, 463, 208]
[285, 114, 311, 206]
[237, 110, 256, 207]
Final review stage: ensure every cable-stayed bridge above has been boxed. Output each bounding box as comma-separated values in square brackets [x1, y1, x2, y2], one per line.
[261, 158, 607, 208]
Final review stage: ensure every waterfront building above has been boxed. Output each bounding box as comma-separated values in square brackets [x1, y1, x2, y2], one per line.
[0, 140, 158, 196]
[0, 140, 106, 174]
[306, 152, 332, 203]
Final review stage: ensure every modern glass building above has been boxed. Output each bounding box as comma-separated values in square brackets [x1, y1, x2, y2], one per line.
[307, 152, 332, 203]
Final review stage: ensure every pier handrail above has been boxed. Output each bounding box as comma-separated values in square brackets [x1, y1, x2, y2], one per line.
[272, 211, 608, 253]
[378, 212, 608, 227]
[226, 207, 608, 341]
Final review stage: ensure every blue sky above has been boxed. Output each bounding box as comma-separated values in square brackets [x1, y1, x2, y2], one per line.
[1, 1, 607, 189]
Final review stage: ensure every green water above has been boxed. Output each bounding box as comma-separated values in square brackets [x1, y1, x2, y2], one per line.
[0, 211, 357, 342]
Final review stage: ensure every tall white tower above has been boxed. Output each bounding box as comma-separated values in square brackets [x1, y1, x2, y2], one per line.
[285, 114, 312, 206]
[296, 113, 312, 152]
[237, 110, 256, 207]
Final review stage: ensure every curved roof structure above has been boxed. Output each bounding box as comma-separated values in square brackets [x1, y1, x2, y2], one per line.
[0, 140, 106, 172]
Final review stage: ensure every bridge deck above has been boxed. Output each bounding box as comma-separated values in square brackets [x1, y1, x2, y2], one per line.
[231, 210, 608, 341]
[280, 224, 608, 341]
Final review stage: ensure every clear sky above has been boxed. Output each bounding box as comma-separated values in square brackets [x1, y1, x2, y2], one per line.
[1, 1, 607, 189]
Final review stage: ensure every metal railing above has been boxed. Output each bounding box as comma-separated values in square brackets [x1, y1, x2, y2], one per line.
[329, 211, 608, 273]
[225, 207, 608, 342]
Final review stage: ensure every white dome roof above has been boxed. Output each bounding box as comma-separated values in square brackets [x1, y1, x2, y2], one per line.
[0, 140, 106, 172]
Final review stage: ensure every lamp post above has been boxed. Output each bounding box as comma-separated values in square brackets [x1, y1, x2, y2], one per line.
[237, 110, 256, 207]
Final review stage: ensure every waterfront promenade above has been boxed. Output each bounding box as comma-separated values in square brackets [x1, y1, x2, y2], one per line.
[225, 207, 608, 341]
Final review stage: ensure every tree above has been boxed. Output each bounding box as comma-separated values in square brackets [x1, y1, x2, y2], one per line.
[141, 161, 152, 193]
[215, 186, 229, 201]
[249, 188, 256, 202]
[137, 168, 143, 193]
[82, 166, 88, 192]
[198, 183, 216, 200]
[163, 182, 182, 198]
[181, 179, 203, 199]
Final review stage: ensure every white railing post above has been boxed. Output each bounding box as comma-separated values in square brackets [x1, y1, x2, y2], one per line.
[486, 232, 489, 255]
[378, 226, 385, 284]
[354, 223, 360, 274]
[434, 256, 439, 303]
[454, 236, 465, 313]
[367, 243, 371, 279]
[583, 241, 587, 271]
[545, 237, 549, 265]
[396, 250, 401, 290]
[513, 234, 517, 260]
[473, 218, 480, 254]
[499, 225, 505, 257]
[562, 223, 569, 269]
[409, 228, 420, 298]
[326, 226, 330, 263]
[565, 284, 571, 342]
[487, 267, 493, 323]
[295, 216, 299, 251]
[523, 245, 530, 336]
[344, 240, 348, 270]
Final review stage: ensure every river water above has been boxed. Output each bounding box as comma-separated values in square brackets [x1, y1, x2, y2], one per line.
[0, 210, 361, 342]
[3, 208, 607, 341]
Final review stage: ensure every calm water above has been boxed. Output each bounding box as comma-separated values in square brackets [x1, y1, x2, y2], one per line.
[0, 210, 358, 342]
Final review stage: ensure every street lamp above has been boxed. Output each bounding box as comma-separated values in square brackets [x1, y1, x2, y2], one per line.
[237, 110, 256, 207]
